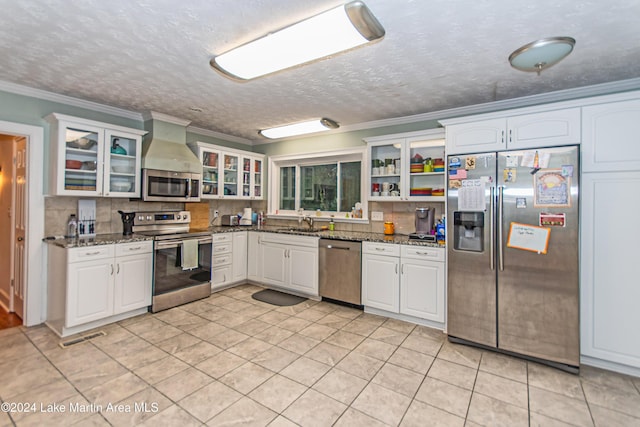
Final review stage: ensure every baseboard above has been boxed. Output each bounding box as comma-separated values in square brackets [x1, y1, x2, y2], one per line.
[581, 355, 640, 378]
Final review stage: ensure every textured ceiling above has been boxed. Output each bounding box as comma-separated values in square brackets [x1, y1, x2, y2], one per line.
[1, 0, 639, 143]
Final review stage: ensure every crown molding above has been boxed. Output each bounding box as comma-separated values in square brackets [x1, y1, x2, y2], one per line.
[142, 111, 191, 126]
[187, 125, 254, 146]
[250, 77, 640, 143]
[0, 80, 144, 121]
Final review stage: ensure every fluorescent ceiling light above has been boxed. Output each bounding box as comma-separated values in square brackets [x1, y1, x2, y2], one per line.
[509, 37, 576, 75]
[211, 1, 385, 80]
[259, 118, 339, 139]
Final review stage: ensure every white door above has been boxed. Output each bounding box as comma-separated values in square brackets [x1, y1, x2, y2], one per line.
[288, 246, 318, 295]
[11, 137, 26, 318]
[114, 253, 152, 314]
[66, 259, 114, 327]
[362, 253, 400, 313]
[261, 242, 287, 287]
[400, 259, 444, 322]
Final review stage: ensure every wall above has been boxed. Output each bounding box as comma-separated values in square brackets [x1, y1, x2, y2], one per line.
[0, 134, 13, 308]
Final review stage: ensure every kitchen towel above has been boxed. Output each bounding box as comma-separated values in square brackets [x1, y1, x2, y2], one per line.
[181, 239, 199, 270]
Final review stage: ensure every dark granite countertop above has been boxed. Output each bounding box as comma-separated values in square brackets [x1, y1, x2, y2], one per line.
[210, 225, 444, 248]
[43, 227, 444, 249]
[43, 233, 154, 249]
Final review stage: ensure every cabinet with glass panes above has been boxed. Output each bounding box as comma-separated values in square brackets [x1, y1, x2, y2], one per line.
[45, 113, 145, 197]
[188, 141, 265, 200]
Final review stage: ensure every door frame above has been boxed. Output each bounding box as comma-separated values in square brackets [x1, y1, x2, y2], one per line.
[0, 120, 44, 327]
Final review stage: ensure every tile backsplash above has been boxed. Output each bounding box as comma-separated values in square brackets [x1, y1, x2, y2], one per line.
[45, 197, 444, 237]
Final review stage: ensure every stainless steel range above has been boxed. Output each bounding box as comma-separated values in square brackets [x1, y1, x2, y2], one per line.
[133, 210, 212, 312]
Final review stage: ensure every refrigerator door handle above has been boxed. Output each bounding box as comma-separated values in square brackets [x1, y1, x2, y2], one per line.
[498, 185, 505, 271]
[490, 186, 495, 271]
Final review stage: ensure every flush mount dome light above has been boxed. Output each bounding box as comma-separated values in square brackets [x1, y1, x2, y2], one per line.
[259, 118, 339, 139]
[509, 37, 576, 75]
[211, 1, 385, 81]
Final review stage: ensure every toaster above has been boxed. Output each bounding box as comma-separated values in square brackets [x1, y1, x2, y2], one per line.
[221, 214, 239, 226]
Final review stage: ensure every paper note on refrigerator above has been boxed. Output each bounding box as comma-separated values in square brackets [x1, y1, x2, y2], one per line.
[521, 151, 550, 168]
[458, 179, 486, 211]
[507, 222, 551, 254]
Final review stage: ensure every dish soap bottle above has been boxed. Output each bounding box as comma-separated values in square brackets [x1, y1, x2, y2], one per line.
[329, 216, 335, 231]
[66, 214, 78, 238]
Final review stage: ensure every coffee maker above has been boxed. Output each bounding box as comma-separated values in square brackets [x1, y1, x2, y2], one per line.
[118, 210, 135, 236]
[409, 207, 435, 241]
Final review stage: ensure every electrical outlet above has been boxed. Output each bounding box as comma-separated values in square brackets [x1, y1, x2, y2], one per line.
[371, 211, 384, 221]
[213, 210, 219, 219]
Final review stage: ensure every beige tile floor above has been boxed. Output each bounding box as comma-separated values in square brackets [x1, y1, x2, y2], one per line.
[1, 283, 639, 426]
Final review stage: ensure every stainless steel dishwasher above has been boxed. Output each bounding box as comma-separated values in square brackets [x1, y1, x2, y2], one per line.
[319, 239, 362, 306]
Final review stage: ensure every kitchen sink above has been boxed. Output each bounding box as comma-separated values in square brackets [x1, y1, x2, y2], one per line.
[277, 227, 321, 233]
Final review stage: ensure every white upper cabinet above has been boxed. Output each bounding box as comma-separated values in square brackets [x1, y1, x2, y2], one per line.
[189, 141, 265, 200]
[442, 108, 581, 154]
[582, 98, 640, 172]
[45, 113, 145, 197]
[365, 129, 446, 202]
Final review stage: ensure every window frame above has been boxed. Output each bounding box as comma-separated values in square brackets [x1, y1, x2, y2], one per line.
[268, 147, 368, 221]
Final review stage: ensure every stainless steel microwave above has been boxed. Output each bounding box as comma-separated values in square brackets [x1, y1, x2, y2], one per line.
[142, 169, 201, 202]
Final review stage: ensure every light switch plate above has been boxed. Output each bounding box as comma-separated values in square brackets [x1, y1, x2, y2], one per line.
[371, 211, 384, 221]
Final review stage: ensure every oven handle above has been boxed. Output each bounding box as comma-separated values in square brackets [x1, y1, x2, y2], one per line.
[155, 236, 212, 250]
[186, 178, 192, 199]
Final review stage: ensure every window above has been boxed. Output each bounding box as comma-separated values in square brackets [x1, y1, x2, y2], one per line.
[269, 148, 366, 219]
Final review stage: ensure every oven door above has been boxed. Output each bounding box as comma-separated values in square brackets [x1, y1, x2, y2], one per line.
[143, 169, 201, 202]
[153, 236, 212, 296]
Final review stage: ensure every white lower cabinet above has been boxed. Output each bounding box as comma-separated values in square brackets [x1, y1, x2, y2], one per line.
[47, 241, 152, 337]
[400, 245, 445, 323]
[247, 231, 262, 281]
[362, 242, 445, 327]
[232, 231, 248, 283]
[362, 244, 400, 312]
[113, 243, 153, 314]
[212, 234, 233, 290]
[253, 232, 319, 297]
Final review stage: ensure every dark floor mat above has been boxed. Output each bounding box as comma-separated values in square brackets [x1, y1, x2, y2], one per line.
[252, 289, 307, 306]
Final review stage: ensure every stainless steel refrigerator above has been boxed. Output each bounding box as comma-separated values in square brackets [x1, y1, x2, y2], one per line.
[446, 145, 579, 372]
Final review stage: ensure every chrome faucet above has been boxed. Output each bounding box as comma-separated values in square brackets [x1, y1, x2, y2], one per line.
[303, 216, 314, 230]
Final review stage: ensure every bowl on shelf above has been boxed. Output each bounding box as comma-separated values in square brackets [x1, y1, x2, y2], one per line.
[65, 160, 82, 169]
[67, 138, 96, 149]
[81, 161, 97, 171]
[111, 181, 132, 192]
[111, 165, 134, 174]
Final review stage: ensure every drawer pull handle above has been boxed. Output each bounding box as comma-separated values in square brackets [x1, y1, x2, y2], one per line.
[85, 251, 101, 256]
[128, 246, 142, 251]
[375, 247, 385, 251]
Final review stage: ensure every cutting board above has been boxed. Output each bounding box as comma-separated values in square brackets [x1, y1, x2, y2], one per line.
[185, 202, 210, 229]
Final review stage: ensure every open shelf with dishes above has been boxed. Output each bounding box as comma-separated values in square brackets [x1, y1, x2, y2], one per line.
[365, 129, 446, 202]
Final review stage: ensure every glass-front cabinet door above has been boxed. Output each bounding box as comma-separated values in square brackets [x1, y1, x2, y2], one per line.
[241, 156, 252, 197]
[189, 141, 265, 200]
[104, 130, 142, 197]
[60, 123, 104, 196]
[46, 113, 146, 197]
[253, 158, 263, 199]
[201, 150, 220, 198]
[222, 153, 239, 197]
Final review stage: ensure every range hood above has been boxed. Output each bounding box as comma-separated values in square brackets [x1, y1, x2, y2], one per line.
[142, 111, 201, 173]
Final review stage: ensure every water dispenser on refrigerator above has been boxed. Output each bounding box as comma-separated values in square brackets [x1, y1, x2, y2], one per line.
[453, 211, 484, 252]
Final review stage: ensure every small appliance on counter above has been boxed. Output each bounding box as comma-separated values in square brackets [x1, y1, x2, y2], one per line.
[240, 207, 252, 226]
[409, 207, 435, 241]
[221, 214, 239, 226]
[118, 210, 136, 236]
